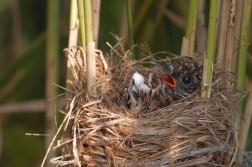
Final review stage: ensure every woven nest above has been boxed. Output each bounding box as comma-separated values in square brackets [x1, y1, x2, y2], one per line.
[55, 41, 241, 167]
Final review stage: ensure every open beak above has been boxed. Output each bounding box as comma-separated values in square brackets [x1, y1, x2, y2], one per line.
[151, 61, 177, 88]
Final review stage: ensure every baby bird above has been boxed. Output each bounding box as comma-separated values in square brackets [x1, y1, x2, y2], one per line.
[123, 57, 202, 111]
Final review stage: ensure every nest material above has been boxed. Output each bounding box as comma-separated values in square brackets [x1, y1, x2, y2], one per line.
[59, 43, 240, 167]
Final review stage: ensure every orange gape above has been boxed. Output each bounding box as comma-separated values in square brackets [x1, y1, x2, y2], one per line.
[159, 72, 177, 88]
[123, 57, 203, 112]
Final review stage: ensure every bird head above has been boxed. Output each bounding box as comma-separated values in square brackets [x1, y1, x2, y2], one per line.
[151, 57, 202, 98]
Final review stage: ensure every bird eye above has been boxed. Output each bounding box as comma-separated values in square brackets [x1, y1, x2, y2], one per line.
[181, 76, 193, 85]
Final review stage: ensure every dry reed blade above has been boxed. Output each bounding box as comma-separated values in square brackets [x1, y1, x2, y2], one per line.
[91, 0, 101, 48]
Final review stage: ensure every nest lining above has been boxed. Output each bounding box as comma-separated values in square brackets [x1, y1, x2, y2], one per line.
[55, 43, 240, 167]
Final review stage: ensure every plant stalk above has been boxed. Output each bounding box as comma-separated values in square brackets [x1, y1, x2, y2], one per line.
[185, 0, 199, 39]
[225, 0, 236, 90]
[204, 0, 218, 98]
[233, 0, 244, 74]
[133, 0, 153, 34]
[66, 0, 79, 107]
[77, 0, 86, 51]
[196, 0, 206, 52]
[45, 0, 59, 166]
[181, 0, 198, 57]
[126, 0, 135, 59]
[239, 91, 252, 162]
[237, 0, 251, 109]
[91, 0, 101, 48]
[216, 0, 228, 66]
[84, 0, 94, 43]
[237, 0, 251, 161]
[69, 0, 78, 31]
[84, 0, 96, 94]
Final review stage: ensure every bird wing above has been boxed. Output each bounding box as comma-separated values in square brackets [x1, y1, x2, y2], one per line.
[124, 72, 173, 112]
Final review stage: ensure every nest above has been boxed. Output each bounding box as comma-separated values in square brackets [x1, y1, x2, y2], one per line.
[54, 42, 240, 167]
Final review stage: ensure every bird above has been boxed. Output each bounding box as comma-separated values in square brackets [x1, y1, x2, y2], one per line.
[123, 57, 202, 112]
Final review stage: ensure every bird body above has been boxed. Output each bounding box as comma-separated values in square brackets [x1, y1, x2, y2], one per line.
[123, 57, 202, 112]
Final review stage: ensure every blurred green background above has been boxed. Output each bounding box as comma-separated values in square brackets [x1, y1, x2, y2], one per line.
[0, 0, 252, 167]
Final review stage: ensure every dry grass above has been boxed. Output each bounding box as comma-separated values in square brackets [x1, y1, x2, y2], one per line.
[50, 41, 241, 167]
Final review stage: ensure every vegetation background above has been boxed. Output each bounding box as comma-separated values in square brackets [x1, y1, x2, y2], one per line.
[0, 0, 252, 167]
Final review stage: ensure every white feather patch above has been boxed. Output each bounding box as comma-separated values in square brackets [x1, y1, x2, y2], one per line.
[132, 72, 150, 93]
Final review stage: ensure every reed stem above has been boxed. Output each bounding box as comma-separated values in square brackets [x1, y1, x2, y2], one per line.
[84, 0, 94, 43]
[77, 0, 86, 51]
[126, 0, 135, 59]
[181, 0, 198, 57]
[91, 0, 101, 48]
[237, 0, 251, 161]
[66, 0, 79, 110]
[185, 0, 199, 39]
[237, 0, 251, 110]
[204, 0, 218, 98]
[45, 0, 59, 165]
[84, 0, 96, 94]
[69, 0, 78, 31]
